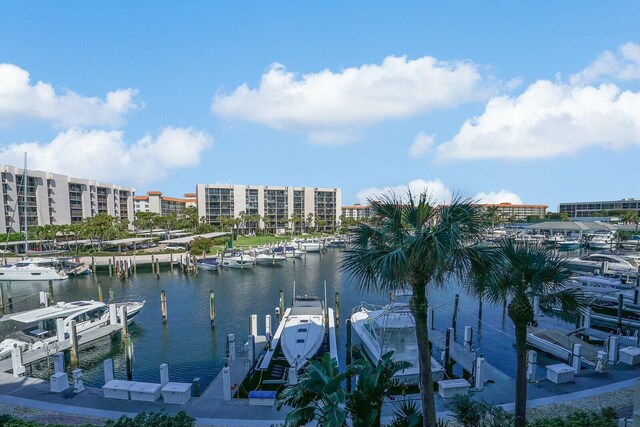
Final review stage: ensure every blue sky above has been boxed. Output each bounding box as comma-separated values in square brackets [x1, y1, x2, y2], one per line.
[0, 1, 638, 210]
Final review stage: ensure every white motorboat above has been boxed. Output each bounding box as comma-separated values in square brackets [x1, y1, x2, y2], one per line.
[526, 327, 601, 368]
[280, 296, 327, 369]
[0, 258, 68, 281]
[255, 253, 287, 266]
[274, 246, 305, 258]
[197, 258, 220, 271]
[544, 234, 565, 246]
[219, 251, 255, 269]
[558, 240, 581, 251]
[621, 235, 640, 250]
[298, 241, 321, 253]
[566, 253, 636, 274]
[350, 298, 445, 385]
[0, 297, 144, 358]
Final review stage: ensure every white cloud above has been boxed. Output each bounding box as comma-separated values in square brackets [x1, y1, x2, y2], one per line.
[474, 190, 523, 205]
[212, 55, 488, 143]
[0, 127, 212, 186]
[569, 42, 640, 86]
[408, 132, 435, 158]
[0, 63, 142, 127]
[437, 81, 640, 160]
[355, 179, 453, 205]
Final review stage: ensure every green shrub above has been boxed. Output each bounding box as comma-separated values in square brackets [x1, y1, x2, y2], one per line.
[105, 411, 195, 427]
[528, 407, 617, 427]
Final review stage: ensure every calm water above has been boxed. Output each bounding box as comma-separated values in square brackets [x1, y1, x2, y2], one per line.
[0, 249, 574, 388]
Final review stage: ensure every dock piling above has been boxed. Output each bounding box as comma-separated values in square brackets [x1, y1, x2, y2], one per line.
[0, 284, 4, 310]
[452, 293, 459, 333]
[48, 280, 54, 304]
[527, 351, 538, 382]
[608, 335, 619, 363]
[222, 364, 231, 401]
[248, 335, 255, 365]
[120, 306, 128, 343]
[265, 314, 272, 341]
[6, 282, 12, 308]
[70, 320, 79, 369]
[249, 314, 258, 337]
[335, 292, 340, 321]
[97, 281, 103, 302]
[192, 378, 201, 397]
[104, 359, 114, 383]
[124, 333, 133, 381]
[618, 293, 624, 330]
[444, 327, 453, 377]
[10, 347, 25, 377]
[227, 334, 236, 361]
[279, 289, 285, 321]
[346, 318, 352, 393]
[91, 256, 96, 274]
[56, 318, 65, 342]
[463, 326, 473, 351]
[571, 343, 582, 373]
[109, 288, 114, 303]
[161, 290, 168, 323]
[209, 291, 216, 328]
[156, 258, 160, 279]
[474, 356, 485, 390]
[108, 258, 113, 277]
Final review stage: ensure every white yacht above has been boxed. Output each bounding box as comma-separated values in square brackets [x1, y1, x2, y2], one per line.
[350, 296, 445, 385]
[280, 296, 327, 369]
[218, 251, 255, 269]
[0, 258, 68, 281]
[298, 241, 321, 253]
[621, 236, 640, 250]
[566, 253, 636, 274]
[0, 298, 144, 358]
[255, 253, 287, 266]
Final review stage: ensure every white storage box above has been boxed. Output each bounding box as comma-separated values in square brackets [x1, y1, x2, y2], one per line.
[103, 380, 133, 400]
[129, 382, 162, 402]
[50, 372, 69, 393]
[619, 347, 640, 366]
[162, 382, 192, 404]
[248, 390, 277, 406]
[437, 379, 470, 399]
[546, 363, 575, 384]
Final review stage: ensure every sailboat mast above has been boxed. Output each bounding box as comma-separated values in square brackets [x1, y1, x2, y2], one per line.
[23, 152, 27, 256]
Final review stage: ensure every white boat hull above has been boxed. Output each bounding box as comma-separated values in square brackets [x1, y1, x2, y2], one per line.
[0, 266, 68, 281]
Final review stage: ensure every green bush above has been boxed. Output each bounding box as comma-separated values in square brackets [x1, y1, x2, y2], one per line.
[528, 407, 617, 427]
[105, 411, 195, 427]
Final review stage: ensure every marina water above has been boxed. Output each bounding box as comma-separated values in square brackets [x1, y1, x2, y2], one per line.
[0, 249, 574, 388]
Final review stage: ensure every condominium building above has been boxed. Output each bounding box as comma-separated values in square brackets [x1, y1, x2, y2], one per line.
[195, 184, 341, 233]
[478, 203, 548, 221]
[133, 191, 197, 216]
[559, 198, 640, 218]
[1, 163, 134, 233]
[342, 204, 372, 221]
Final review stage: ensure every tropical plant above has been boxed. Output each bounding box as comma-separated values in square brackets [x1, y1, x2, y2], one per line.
[466, 238, 580, 427]
[189, 237, 214, 255]
[389, 401, 424, 427]
[340, 192, 486, 427]
[483, 206, 501, 228]
[620, 211, 639, 231]
[277, 353, 348, 427]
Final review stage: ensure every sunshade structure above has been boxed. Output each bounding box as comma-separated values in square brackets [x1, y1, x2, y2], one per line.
[525, 221, 617, 234]
[166, 232, 229, 246]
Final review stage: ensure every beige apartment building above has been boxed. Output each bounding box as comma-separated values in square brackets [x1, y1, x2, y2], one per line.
[133, 191, 197, 216]
[1, 163, 134, 233]
[478, 202, 548, 221]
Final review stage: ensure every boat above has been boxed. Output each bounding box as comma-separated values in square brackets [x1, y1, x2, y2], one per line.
[218, 250, 254, 269]
[279, 296, 327, 369]
[544, 234, 566, 246]
[0, 297, 145, 358]
[273, 245, 305, 258]
[566, 253, 636, 274]
[557, 239, 581, 251]
[350, 296, 445, 385]
[197, 258, 220, 271]
[621, 235, 640, 250]
[526, 327, 601, 367]
[298, 241, 321, 253]
[255, 253, 287, 266]
[0, 258, 68, 281]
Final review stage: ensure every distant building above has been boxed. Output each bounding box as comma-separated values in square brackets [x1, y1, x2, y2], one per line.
[559, 198, 640, 219]
[342, 204, 372, 221]
[195, 184, 341, 233]
[1, 163, 134, 233]
[478, 203, 548, 221]
[133, 191, 195, 216]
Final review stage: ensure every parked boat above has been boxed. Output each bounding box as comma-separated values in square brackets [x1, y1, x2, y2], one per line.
[0, 297, 144, 358]
[544, 234, 566, 246]
[558, 240, 581, 251]
[566, 253, 636, 274]
[298, 241, 321, 253]
[279, 296, 327, 369]
[197, 258, 220, 271]
[0, 258, 68, 281]
[526, 327, 601, 367]
[273, 246, 305, 258]
[255, 253, 287, 266]
[621, 235, 640, 250]
[219, 251, 255, 269]
[350, 297, 445, 385]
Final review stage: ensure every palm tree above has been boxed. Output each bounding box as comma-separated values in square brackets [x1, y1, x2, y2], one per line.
[340, 192, 485, 427]
[621, 211, 639, 231]
[484, 205, 501, 228]
[467, 238, 580, 427]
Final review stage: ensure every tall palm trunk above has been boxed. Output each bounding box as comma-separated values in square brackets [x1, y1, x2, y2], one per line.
[508, 295, 534, 427]
[411, 284, 437, 427]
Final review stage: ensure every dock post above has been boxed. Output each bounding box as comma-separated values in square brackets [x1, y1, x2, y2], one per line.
[0, 284, 4, 310]
[474, 356, 484, 390]
[209, 291, 216, 328]
[97, 281, 103, 302]
[120, 306, 128, 343]
[109, 304, 117, 325]
[279, 289, 285, 321]
[109, 288, 114, 303]
[56, 318, 65, 342]
[227, 334, 236, 361]
[70, 320, 79, 369]
[91, 256, 96, 274]
[608, 335, 619, 363]
[635, 266, 640, 305]
[478, 293, 483, 321]
[335, 292, 340, 321]
[185, 255, 190, 273]
[161, 290, 168, 323]
[156, 258, 160, 279]
[288, 366, 298, 385]
[429, 307, 435, 330]
[572, 343, 582, 373]
[452, 294, 459, 331]
[249, 314, 258, 337]
[48, 280, 54, 304]
[346, 318, 352, 393]
[160, 363, 169, 387]
[10, 347, 25, 377]
[248, 335, 255, 365]
[222, 362, 231, 401]
[39, 291, 49, 307]
[125, 333, 133, 381]
[265, 314, 272, 342]
[108, 258, 113, 277]
[125, 258, 130, 278]
[464, 326, 473, 352]
[53, 352, 65, 374]
[618, 293, 625, 330]
[170, 254, 174, 271]
[602, 261, 609, 275]
[180, 255, 184, 273]
[582, 308, 592, 329]
[6, 282, 12, 308]
[444, 327, 453, 377]
[527, 350, 538, 382]
[133, 255, 137, 272]
[104, 359, 114, 383]
[192, 378, 200, 397]
[151, 255, 155, 273]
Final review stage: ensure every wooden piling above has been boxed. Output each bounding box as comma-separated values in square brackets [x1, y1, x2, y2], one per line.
[121, 306, 128, 344]
[48, 280, 54, 305]
[0, 284, 4, 310]
[161, 290, 168, 323]
[91, 256, 96, 274]
[170, 254, 174, 271]
[346, 318, 352, 393]
[156, 259, 160, 279]
[70, 320, 79, 369]
[618, 293, 624, 330]
[109, 288, 114, 303]
[108, 258, 113, 277]
[452, 293, 460, 338]
[6, 282, 12, 308]
[151, 255, 155, 273]
[209, 291, 215, 328]
[334, 292, 340, 321]
[124, 333, 133, 381]
[444, 328, 453, 377]
[97, 281, 103, 302]
[279, 289, 285, 321]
